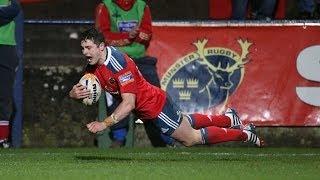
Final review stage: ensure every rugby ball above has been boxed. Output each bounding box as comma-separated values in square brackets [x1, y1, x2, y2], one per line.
[79, 73, 101, 105]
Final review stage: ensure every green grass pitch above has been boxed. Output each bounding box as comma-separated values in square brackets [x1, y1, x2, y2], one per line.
[1, 147, 320, 180]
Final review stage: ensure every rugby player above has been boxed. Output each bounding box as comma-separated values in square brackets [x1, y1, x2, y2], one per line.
[69, 28, 264, 147]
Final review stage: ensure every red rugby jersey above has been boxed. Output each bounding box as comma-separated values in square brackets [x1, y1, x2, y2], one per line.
[86, 46, 166, 120]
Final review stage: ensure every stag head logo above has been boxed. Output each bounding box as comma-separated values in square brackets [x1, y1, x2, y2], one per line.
[161, 39, 252, 113]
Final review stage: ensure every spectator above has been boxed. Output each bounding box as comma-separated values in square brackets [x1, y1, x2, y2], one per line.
[231, 0, 277, 20]
[95, 0, 174, 147]
[316, 0, 320, 18]
[0, 0, 21, 148]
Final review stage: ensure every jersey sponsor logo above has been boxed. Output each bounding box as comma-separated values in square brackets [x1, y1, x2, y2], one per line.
[118, 20, 139, 32]
[176, 110, 181, 116]
[119, 71, 134, 85]
[109, 91, 120, 95]
[108, 77, 116, 85]
[104, 85, 120, 95]
[161, 39, 252, 113]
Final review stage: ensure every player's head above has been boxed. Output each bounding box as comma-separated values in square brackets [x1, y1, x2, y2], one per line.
[113, 0, 136, 10]
[80, 28, 106, 65]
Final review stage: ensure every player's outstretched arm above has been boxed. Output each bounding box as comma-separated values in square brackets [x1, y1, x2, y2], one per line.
[110, 93, 136, 122]
[86, 93, 136, 133]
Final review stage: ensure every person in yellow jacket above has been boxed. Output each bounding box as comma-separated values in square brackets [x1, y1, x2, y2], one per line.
[0, 0, 21, 148]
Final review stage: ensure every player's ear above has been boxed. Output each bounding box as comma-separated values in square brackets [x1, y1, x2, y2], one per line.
[98, 42, 105, 50]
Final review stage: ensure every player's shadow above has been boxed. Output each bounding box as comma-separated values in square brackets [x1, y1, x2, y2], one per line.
[75, 155, 188, 162]
[74, 155, 244, 162]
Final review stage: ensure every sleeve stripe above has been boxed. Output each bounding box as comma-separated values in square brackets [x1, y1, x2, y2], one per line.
[110, 57, 123, 72]
[104, 46, 127, 73]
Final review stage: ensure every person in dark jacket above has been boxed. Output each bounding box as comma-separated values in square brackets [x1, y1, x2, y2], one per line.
[0, 0, 21, 148]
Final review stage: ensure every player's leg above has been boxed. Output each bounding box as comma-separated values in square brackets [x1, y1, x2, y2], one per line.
[170, 115, 246, 146]
[185, 108, 242, 129]
[154, 96, 262, 147]
[154, 96, 200, 146]
[196, 122, 263, 146]
[171, 115, 263, 147]
[143, 120, 167, 147]
[169, 116, 202, 146]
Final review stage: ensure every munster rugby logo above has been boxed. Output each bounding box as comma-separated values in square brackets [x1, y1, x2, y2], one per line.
[161, 39, 252, 113]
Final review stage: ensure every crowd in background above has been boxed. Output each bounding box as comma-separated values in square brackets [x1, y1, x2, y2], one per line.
[210, 0, 320, 20]
[19, 0, 320, 21]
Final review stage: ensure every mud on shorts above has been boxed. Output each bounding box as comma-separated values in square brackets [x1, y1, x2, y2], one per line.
[154, 96, 182, 136]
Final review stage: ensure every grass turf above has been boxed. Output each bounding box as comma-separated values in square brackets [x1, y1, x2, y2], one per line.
[0, 147, 320, 180]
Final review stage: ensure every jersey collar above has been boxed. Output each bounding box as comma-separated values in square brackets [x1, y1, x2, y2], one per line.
[104, 46, 112, 66]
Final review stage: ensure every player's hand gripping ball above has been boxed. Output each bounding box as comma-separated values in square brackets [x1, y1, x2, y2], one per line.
[79, 73, 101, 105]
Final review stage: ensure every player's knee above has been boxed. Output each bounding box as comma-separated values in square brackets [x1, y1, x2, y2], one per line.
[181, 136, 199, 147]
[182, 140, 195, 147]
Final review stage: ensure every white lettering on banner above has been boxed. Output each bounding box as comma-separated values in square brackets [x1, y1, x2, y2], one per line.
[296, 45, 320, 106]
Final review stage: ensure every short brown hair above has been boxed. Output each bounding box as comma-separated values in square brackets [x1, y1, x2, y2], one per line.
[80, 27, 105, 46]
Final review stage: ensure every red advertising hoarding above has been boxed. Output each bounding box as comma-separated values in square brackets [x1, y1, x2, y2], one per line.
[147, 23, 320, 126]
